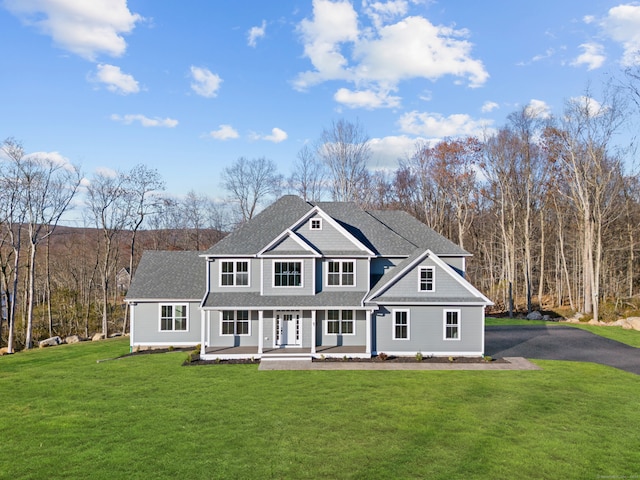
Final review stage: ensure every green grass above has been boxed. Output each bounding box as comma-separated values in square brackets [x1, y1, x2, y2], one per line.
[2, 338, 640, 480]
[487, 317, 640, 347]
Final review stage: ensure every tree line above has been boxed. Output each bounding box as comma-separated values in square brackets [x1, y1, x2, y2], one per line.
[2, 79, 639, 351]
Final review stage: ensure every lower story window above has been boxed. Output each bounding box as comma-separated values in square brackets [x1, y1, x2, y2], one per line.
[444, 310, 460, 340]
[393, 310, 409, 340]
[160, 304, 188, 331]
[327, 310, 354, 334]
[221, 310, 250, 335]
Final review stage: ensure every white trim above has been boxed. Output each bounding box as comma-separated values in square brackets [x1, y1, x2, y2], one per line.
[443, 309, 461, 341]
[418, 266, 435, 292]
[274, 310, 303, 347]
[131, 342, 199, 347]
[258, 310, 264, 354]
[258, 229, 321, 257]
[272, 259, 304, 289]
[130, 303, 135, 348]
[392, 309, 410, 340]
[219, 259, 251, 288]
[200, 309, 206, 353]
[324, 309, 356, 336]
[219, 310, 252, 336]
[325, 259, 356, 287]
[158, 303, 189, 332]
[365, 309, 372, 354]
[311, 310, 317, 354]
[372, 350, 482, 357]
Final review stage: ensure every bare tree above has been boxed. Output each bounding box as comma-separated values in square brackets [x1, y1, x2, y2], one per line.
[317, 119, 371, 203]
[222, 157, 283, 224]
[288, 145, 326, 201]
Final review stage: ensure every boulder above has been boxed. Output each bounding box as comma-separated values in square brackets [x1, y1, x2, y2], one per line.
[39, 336, 62, 348]
[626, 317, 640, 331]
[526, 311, 543, 321]
[92, 333, 105, 342]
[0, 347, 9, 356]
[65, 335, 81, 344]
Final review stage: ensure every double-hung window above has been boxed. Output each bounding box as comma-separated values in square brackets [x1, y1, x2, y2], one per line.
[221, 261, 249, 286]
[326, 310, 354, 335]
[393, 310, 409, 340]
[444, 310, 460, 340]
[221, 310, 250, 335]
[160, 304, 188, 331]
[274, 261, 302, 287]
[419, 266, 434, 292]
[327, 260, 355, 286]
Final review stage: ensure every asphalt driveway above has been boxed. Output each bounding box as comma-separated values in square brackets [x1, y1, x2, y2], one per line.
[485, 325, 640, 375]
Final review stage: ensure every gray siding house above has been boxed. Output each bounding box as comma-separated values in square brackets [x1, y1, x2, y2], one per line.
[126, 195, 493, 359]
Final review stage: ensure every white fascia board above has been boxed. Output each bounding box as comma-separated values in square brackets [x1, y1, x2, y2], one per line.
[257, 228, 321, 257]
[426, 251, 494, 305]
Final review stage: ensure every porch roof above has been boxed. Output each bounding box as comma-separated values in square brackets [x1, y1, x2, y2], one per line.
[202, 290, 368, 309]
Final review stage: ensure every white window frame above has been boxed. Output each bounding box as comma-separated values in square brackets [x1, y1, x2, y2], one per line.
[418, 266, 435, 292]
[444, 309, 461, 341]
[326, 260, 356, 287]
[310, 218, 322, 230]
[392, 309, 410, 340]
[272, 260, 304, 288]
[159, 303, 189, 332]
[220, 310, 251, 336]
[325, 309, 355, 335]
[219, 260, 250, 287]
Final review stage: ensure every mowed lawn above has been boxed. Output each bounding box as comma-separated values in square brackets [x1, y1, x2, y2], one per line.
[2, 338, 640, 480]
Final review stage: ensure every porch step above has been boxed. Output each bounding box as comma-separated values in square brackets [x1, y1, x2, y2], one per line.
[261, 354, 312, 362]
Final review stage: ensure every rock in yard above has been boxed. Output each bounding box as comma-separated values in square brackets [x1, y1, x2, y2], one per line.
[625, 317, 640, 331]
[92, 333, 105, 342]
[526, 311, 543, 320]
[65, 335, 81, 344]
[39, 336, 62, 348]
[0, 347, 9, 355]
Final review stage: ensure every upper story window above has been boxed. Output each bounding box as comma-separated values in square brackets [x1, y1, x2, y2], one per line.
[327, 260, 355, 286]
[221, 261, 249, 287]
[419, 266, 434, 292]
[160, 304, 188, 331]
[310, 218, 322, 230]
[274, 261, 302, 287]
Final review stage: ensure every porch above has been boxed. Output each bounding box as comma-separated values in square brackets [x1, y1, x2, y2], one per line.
[202, 344, 369, 361]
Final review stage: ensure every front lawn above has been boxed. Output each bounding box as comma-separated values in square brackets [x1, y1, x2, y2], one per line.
[1, 338, 639, 479]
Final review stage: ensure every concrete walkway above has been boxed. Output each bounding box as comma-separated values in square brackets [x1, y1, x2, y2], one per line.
[258, 356, 539, 371]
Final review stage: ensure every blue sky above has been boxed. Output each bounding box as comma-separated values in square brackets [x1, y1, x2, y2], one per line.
[1, 0, 639, 203]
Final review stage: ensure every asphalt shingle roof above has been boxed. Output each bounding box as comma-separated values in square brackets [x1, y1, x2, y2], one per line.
[202, 291, 367, 309]
[126, 250, 205, 300]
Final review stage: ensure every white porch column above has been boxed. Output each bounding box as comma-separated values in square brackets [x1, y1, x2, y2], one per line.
[200, 309, 206, 356]
[311, 310, 316, 355]
[258, 310, 264, 354]
[365, 309, 372, 355]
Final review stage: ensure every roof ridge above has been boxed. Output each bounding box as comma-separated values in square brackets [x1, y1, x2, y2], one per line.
[364, 209, 420, 249]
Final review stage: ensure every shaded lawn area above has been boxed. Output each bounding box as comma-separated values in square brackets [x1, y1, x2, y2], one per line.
[486, 317, 640, 347]
[2, 338, 640, 479]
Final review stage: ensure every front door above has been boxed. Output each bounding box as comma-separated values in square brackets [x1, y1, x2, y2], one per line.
[275, 311, 301, 347]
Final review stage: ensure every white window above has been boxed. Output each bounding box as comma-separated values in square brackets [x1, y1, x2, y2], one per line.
[444, 310, 460, 340]
[419, 267, 434, 292]
[326, 310, 354, 335]
[273, 261, 302, 287]
[393, 309, 410, 340]
[160, 304, 188, 331]
[220, 261, 249, 287]
[310, 218, 322, 230]
[327, 260, 355, 286]
[221, 310, 250, 336]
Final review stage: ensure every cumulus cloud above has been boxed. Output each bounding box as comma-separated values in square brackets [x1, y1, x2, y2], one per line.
[251, 128, 288, 143]
[190, 66, 222, 98]
[368, 134, 421, 170]
[568, 96, 604, 118]
[248, 20, 267, 47]
[25, 151, 76, 171]
[4, 0, 142, 61]
[208, 124, 240, 140]
[91, 64, 140, 94]
[334, 87, 401, 109]
[110, 114, 178, 128]
[481, 101, 499, 113]
[525, 99, 551, 119]
[399, 110, 493, 138]
[294, 0, 488, 106]
[601, 4, 640, 66]
[572, 42, 606, 70]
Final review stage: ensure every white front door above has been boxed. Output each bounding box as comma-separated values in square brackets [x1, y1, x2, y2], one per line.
[275, 311, 301, 347]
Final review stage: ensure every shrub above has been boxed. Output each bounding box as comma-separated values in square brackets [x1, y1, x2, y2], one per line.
[378, 352, 388, 361]
[415, 352, 423, 362]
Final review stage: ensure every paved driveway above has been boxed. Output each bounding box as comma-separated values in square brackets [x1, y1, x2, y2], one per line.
[485, 325, 640, 375]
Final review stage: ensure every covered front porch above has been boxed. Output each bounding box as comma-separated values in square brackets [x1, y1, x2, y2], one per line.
[201, 344, 369, 361]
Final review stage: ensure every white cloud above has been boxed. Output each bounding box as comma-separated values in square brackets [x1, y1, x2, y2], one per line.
[25, 151, 76, 171]
[481, 101, 499, 113]
[190, 66, 222, 98]
[94, 166, 118, 178]
[92, 64, 140, 94]
[248, 20, 266, 47]
[601, 4, 640, 66]
[399, 111, 493, 138]
[525, 99, 551, 119]
[4, 0, 142, 61]
[294, 0, 488, 108]
[334, 87, 401, 109]
[572, 43, 606, 70]
[583, 15, 596, 24]
[110, 114, 178, 128]
[568, 96, 604, 118]
[368, 135, 421, 169]
[251, 128, 288, 143]
[208, 124, 239, 140]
